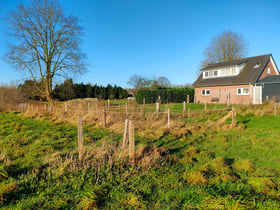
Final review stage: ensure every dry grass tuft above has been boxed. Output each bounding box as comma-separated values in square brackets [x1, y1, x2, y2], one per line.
[208, 157, 231, 174]
[183, 146, 198, 163]
[248, 177, 277, 194]
[233, 159, 255, 173]
[46, 140, 169, 176]
[78, 195, 98, 210]
[235, 122, 246, 131]
[185, 146, 197, 157]
[236, 100, 277, 117]
[136, 145, 169, 167]
[185, 157, 239, 185]
[185, 171, 209, 185]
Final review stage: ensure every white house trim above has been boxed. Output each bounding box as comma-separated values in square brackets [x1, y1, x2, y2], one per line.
[270, 56, 279, 75]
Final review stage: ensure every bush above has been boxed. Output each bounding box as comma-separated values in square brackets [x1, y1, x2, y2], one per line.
[0, 85, 24, 112]
[136, 88, 194, 104]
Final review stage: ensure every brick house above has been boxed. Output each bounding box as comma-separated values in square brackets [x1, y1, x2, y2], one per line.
[193, 54, 279, 104]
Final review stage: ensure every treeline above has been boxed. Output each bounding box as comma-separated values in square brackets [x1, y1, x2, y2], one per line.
[18, 79, 128, 101]
[136, 88, 194, 104]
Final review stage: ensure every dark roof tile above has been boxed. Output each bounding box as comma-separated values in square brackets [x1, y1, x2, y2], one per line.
[257, 75, 280, 83]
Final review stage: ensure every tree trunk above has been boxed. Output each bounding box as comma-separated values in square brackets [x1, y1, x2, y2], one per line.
[46, 62, 53, 101]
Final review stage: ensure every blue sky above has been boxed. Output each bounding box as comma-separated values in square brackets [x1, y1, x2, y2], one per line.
[0, 0, 280, 88]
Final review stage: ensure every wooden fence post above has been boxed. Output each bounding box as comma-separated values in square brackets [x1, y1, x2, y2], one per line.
[227, 95, 230, 108]
[65, 102, 68, 112]
[123, 119, 129, 148]
[108, 99, 110, 110]
[103, 107, 107, 127]
[187, 95, 190, 104]
[143, 98, 145, 106]
[78, 115, 83, 162]
[88, 102, 90, 112]
[143, 103, 145, 118]
[275, 105, 277, 116]
[183, 101, 186, 114]
[126, 103, 128, 118]
[129, 120, 135, 164]
[168, 109, 170, 128]
[156, 102, 160, 113]
[232, 107, 236, 127]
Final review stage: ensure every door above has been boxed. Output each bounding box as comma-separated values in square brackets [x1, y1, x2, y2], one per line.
[253, 86, 262, 104]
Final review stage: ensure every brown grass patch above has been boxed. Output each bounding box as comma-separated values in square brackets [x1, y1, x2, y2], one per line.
[136, 145, 169, 168]
[233, 159, 255, 173]
[248, 177, 277, 194]
[185, 171, 209, 185]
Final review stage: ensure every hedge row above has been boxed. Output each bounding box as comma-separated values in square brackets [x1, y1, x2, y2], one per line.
[136, 88, 194, 104]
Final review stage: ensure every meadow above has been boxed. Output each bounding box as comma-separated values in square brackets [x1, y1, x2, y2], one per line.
[0, 101, 280, 209]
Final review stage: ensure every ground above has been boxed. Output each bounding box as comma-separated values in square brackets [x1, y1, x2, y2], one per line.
[0, 103, 280, 209]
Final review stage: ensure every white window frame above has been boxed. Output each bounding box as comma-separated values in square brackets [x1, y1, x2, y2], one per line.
[202, 89, 211, 96]
[267, 67, 270, 74]
[237, 88, 249, 96]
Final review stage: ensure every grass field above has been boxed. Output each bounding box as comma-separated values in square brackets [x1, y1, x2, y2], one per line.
[0, 104, 280, 208]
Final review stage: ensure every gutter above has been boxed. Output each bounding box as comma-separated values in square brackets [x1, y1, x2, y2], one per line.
[256, 81, 280, 85]
[194, 82, 252, 87]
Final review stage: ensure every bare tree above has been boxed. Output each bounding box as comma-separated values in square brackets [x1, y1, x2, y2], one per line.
[5, 0, 87, 101]
[127, 74, 152, 90]
[127, 75, 171, 90]
[201, 30, 248, 68]
[0, 83, 25, 112]
[157, 76, 171, 88]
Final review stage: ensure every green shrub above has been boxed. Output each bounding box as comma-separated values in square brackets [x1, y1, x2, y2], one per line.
[136, 88, 194, 104]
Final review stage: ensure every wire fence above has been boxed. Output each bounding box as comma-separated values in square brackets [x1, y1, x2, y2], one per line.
[16, 100, 238, 130]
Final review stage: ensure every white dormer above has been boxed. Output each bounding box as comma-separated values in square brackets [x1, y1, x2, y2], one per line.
[202, 63, 246, 79]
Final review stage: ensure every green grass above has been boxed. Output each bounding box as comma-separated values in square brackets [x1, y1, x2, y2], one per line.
[0, 111, 280, 208]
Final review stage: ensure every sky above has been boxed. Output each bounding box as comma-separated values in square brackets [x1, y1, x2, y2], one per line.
[0, 0, 280, 88]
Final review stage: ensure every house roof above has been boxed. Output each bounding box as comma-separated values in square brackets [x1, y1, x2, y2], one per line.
[193, 54, 272, 87]
[256, 75, 280, 84]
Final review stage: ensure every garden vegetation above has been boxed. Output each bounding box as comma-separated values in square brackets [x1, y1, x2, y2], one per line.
[0, 101, 280, 208]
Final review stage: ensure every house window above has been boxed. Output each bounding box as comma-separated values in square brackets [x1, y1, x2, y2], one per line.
[214, 70, 218, 76]
[237, 88, 249, 95]
[202, 89, 211, 96]
[203, 66, 239, 79]
[226, 68, 231, 75]
[267, 67, 270, 74]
